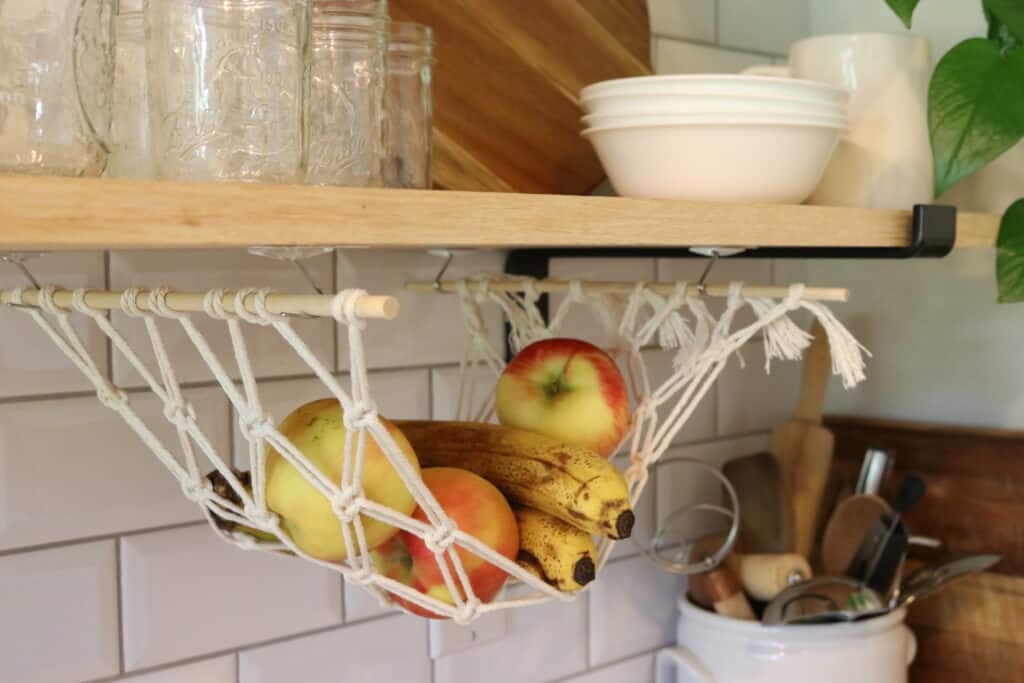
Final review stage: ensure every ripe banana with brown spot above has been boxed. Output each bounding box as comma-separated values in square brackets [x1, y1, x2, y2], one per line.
[515, 506, 597, 591]
[393, 420, 634, 539]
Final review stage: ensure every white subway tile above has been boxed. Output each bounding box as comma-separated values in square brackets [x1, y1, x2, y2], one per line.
[109, 249, 335, 386]
[589, 555, 683, 667]
[344, 582, 397, 622]
[564, 652, 655, 683]
[655, 38, 768, 75]
[716, 340, 802, 436]
[0, 541, 119, 682]
[0, 251, 107, 398]
[121, 525, 342, 670]
[239, 616, 430, 683]
[655, 435, 771, 526]
[719, 0, 810, 55]
[232, 370, 430, 467]
[120, 655, 236, 683]
[431, 365, 500, 422]
[434, 589, 587, 683]
[0, 387, 226, 551]
[649, 0, 716, 42]
[337, 249, 505, 370]
[548, 258, 657, 347]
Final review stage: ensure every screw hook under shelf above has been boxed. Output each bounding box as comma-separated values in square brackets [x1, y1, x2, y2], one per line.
[0, 252, 44, 290]
[428, 249, 455, 291]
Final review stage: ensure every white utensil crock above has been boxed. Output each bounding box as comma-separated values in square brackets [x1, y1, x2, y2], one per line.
[746, 33, 933, 210]
[656, 597, 916, 683]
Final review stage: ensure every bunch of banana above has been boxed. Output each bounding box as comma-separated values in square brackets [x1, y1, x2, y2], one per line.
[394, 420, 634, 541]
[515, 506, 597, 591]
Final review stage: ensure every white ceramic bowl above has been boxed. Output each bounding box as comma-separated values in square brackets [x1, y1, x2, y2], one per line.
[581, 75, 848, 107]
[580, 92, 847, 119]
[581, 118, 843, 203]
[581, 111, 848, 130]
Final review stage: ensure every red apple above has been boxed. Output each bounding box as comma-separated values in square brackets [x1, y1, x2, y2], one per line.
[372, 467, 519, 619]
[495, 338, 629, 458]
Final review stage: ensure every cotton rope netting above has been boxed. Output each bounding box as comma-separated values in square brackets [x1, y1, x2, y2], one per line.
[2, 277, 867, 623]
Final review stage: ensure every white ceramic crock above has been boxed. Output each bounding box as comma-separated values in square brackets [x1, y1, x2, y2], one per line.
[656, 597, 916, 683]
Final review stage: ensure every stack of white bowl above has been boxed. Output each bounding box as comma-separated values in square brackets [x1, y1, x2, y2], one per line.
[580, 75, 849, 203]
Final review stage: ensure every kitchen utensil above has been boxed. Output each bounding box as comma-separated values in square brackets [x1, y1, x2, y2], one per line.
[0, 0, 114, 176]
[762, 576, 885, 626]
[821, 493, 891, 576]
[723, 452, 783, 554]
[385, 22, 434, 189]
[392, 0, 651, 192]
[747, 33, 933, 209]
[771, 322, 834, 556]
[658, 596, 916, 683]
[898, 554, 1002, 608]
[579, 92, 846, 118]
[689, 565, 757, 621]
[582, 119, 842, 202]
[582, 74, 848, 107]
[848, 475, 926, 596]
[855, 447, 891, 495]
[828, 417, 1024, 681]
[145, 0, 310, 183]
[688, 534, 811, 602]
[582, 111, 848, 129]
[306, 11, 388, 187]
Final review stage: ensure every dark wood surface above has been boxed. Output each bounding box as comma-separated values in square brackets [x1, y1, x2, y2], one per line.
[390, 0, 652, 193]
[825, 416, 1024, 683]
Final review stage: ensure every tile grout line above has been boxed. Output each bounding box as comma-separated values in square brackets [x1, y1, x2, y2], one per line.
[115, 537, 126, 675]
[235, 650, 241, 683]
[651, 32, 787, 61]
[0, 520, 206, 559]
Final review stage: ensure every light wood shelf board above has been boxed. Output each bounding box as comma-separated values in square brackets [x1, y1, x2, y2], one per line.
[0, 176, 1000, 251]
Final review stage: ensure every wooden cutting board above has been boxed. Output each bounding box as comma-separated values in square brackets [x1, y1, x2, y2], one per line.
[825, 416, 1024, 683]
[390, 0, 652, 193]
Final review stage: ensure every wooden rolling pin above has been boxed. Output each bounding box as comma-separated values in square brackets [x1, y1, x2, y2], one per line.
[691, 536, 812, 602]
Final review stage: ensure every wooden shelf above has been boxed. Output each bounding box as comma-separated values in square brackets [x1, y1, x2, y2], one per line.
[0, 176, 1000, 251]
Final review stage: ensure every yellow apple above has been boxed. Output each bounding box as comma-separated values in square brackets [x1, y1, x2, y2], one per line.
[264, 398, 420, 561]
[495, 338, 630, 458]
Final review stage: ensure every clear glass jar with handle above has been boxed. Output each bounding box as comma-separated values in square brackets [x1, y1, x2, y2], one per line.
[385, 22, 433, 189]
[0, 0, 115, 176]
[144, 0, 310, 183]
[305, 10, 388, 186]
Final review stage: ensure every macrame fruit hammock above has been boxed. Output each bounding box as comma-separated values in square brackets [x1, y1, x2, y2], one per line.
[0, 274, 866, 623]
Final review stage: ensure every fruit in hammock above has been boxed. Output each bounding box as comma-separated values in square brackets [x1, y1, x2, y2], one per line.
[495, 338, 630, 459]
[372, 467, 519, 619]
[264, 398, 420, 561]
[393, 420, 634, 540]
[514, 506, 597, 592]
[206, 469, 279, 544]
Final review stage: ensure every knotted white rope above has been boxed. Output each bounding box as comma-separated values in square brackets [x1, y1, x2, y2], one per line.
[2, 278, 867, 621]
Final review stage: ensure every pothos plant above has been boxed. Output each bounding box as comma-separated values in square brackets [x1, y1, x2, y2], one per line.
[887, 0, 1024, 302]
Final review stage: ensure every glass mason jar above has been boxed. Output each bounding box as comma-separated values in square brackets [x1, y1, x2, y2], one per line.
[144, 0, 311, 183]
[0, 0, 115, 176]
[385, 22, 433, 189]
[305, 11, 387, 186]
[106, 11, 153, 179]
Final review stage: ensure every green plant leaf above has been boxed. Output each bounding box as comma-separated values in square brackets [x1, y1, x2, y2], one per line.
[996, 199, 1024, 302]
[985, 0, 1024, 45]
[885, 0, 921, 28]
[930, 38, 1024, 196]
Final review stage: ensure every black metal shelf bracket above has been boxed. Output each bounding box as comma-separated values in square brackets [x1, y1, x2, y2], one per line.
[503, 203, 956, 329]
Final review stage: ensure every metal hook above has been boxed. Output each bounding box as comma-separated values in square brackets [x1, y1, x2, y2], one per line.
[290, 259, 325, 296]
[429, 249, 455, 291]
[696, 249, 720, 296]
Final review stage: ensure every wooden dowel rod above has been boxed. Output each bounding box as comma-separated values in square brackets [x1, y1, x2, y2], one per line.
[406, 279, 849, 303]
[0, 288, 400, 320]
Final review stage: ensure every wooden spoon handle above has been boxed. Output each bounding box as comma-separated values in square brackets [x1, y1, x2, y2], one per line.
[794, 321, 831, 424]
